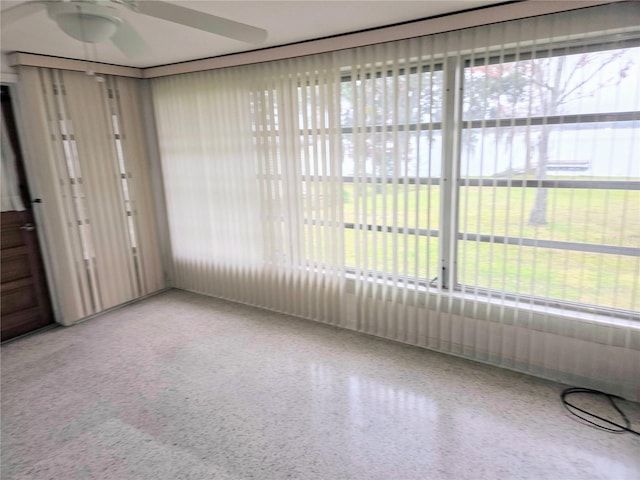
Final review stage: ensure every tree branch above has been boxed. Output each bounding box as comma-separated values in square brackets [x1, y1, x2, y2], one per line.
[556, 53, 626, 105]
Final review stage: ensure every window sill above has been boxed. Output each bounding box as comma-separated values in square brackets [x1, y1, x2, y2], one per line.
[342, 272, 640, 350]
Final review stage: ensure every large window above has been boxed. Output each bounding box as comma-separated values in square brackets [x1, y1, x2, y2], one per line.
[339, 41, 640, 314]
[152, 7, 640, 322]
[457, 45, 639, 313]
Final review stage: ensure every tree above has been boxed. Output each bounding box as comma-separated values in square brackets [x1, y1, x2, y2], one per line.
[340, 68, 443, 180]
[466, 49, 634, 225]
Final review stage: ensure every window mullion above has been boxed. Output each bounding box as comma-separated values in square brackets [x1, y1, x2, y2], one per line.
[439, 57, 463, 289]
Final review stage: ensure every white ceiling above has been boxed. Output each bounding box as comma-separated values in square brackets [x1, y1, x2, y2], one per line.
[1, 1, 502, 69]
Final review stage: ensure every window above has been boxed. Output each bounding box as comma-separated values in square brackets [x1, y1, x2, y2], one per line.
[152, 7, 640, 322]
[458, 44, 640, 313]
[340, 64, 444, 284]
[338, 41, 640, 314]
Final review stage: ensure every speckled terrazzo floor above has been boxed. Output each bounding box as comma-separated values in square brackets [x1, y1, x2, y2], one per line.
[2, 289, 639, 480]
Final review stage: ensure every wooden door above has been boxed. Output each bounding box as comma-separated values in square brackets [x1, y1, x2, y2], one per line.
[1, 86, 54, 341]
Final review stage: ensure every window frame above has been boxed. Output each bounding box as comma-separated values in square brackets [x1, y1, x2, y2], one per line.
[454, 40, 640, 317]
[334, 37, 640, 319]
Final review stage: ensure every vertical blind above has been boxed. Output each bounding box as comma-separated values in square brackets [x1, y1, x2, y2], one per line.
[153, 55, 345, 322]
[152, 3, 639, 395]
[457, 25, 640, 315]
[16, 67, 165, 324]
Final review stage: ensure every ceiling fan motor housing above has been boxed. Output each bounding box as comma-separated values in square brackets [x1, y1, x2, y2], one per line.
[47, 2, 123, 43]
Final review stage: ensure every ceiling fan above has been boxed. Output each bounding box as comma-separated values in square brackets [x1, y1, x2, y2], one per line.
[1, 0, 268, 59]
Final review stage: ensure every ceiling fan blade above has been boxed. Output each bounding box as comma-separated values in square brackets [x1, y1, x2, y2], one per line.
[111, 20, 151, 59]
[135, 1, 267, 44]
[1, 1, 45, 28]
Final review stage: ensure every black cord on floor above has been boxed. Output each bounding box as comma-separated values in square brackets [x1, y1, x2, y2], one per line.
[561, 387, 640, 436]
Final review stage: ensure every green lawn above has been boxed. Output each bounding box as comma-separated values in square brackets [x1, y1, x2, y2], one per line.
[331, 181, 640, 312]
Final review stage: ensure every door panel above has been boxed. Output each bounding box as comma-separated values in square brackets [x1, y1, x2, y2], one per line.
[3, 280, 38, 313]
[1, 210, 54, 340]
[2, 253, 31, 283]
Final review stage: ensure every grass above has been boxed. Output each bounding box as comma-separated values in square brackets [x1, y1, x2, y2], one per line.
[311, 181, 640, 312]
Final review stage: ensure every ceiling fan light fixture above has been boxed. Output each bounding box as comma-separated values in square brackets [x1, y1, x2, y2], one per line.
[47, 3, 122, 43]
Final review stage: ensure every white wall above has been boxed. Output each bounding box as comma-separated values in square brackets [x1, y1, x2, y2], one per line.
[1, 52, 17, 83]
